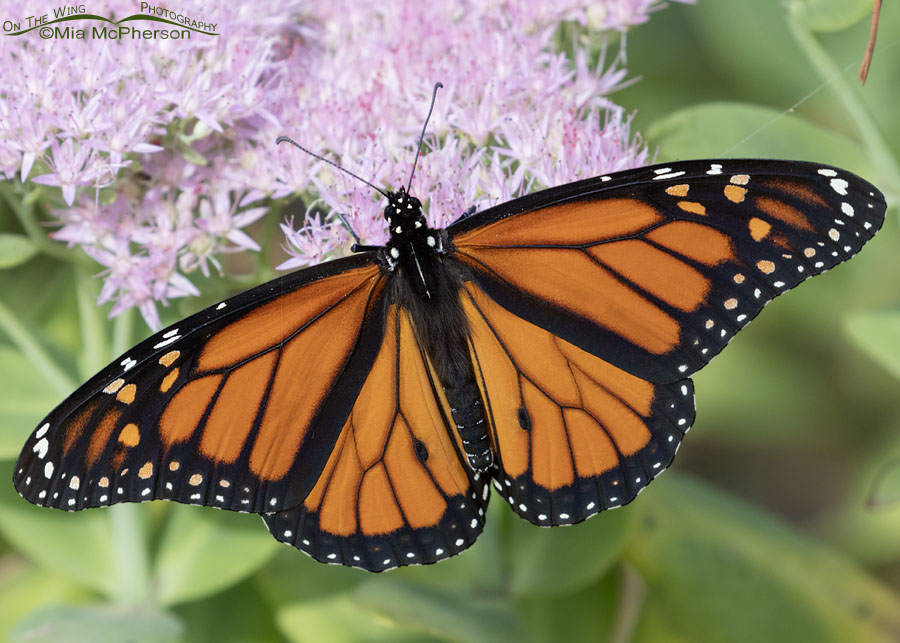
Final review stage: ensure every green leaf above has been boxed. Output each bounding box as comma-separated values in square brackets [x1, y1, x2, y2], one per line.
[277, 594, 435, 643]
[154, 504, 280, 606]
[354, 577, 525, 643]
[0, 346, 61, 459]
[10, 604, 182, 643]
[867, 455, 900, 509]
[786, 0, 873, 33]
[506, 497, 634, 597]
[174, 578, 282, 643]
[0, 565, 92, 636]
[254, 549, 370, 609]
[845, 311, 900, 381]
[515, 572, 620, 643]
[625, 473, 900, 643]
[690, 329, 834, 445]
[394, 499, 507, 594]
[632, 594, 694, 643]
[647, 102, 871, 174]
[0, 234, 37, 269]
[813, 425, 900, 567]
[0, 462, 118, 597]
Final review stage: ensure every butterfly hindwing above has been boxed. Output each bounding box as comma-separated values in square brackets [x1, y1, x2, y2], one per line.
[461, 281, 694, 525]
[14, 256, 387, 514]
[263, 304, 489, 571]
[451, 160, 885, 384]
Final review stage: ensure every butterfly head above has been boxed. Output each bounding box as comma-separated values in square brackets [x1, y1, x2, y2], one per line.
[384, 188, 425, 236]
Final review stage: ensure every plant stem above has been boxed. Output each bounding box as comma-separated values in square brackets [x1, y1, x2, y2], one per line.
[787, 16, 900, 199]
[609, 564, 647, 643]
[75, 266, 109, 378]
[112, 307, 135, 357]
[108, 503, 152, 606]
[0, 295, 75, 397]
[0, 183, 88, 265]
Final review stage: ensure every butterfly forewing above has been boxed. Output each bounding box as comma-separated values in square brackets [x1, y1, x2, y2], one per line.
[14, 256, 386, 514]
[450, 160, 885, 383]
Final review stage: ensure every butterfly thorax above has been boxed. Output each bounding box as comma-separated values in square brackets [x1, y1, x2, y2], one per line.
[381, 188, 447, 302]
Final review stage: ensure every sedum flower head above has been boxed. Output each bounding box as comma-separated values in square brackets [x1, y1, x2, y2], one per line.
[1, 0, 691, 329]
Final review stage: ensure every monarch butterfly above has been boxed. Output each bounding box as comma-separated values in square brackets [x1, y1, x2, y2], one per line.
[13, 140, 885, 571]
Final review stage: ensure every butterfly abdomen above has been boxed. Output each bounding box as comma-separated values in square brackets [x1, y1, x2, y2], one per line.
[444, 376, 493, 471]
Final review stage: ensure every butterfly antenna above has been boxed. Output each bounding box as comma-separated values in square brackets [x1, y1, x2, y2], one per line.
[407, 81, 443, 193]
[275, 136, 389, 199]
[335, 212, 362, 245]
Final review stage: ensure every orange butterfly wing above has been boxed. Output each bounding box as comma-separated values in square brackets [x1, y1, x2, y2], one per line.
[451, 161, 884, 383]
[461, 281, 692, 524]
[449, 160, 884, 520]
[263, 304, 488, 571]
[14, 256, 388, 513]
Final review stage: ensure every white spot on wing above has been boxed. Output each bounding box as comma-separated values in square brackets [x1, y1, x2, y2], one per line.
[33, 437, 49, 459]
[654, 171, 686, 180]
[153, 336, 180, 349]
[36, 423, 49, 438]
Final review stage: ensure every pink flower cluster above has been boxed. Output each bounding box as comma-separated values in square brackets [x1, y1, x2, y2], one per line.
[1, 0, 690, 329]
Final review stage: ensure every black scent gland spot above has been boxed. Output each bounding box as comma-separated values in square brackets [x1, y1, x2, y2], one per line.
[517, 406, 531, 431]
[413, 438, 429, 463]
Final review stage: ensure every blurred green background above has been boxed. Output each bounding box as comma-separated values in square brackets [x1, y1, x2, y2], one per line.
[1, 1, 900, 641]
